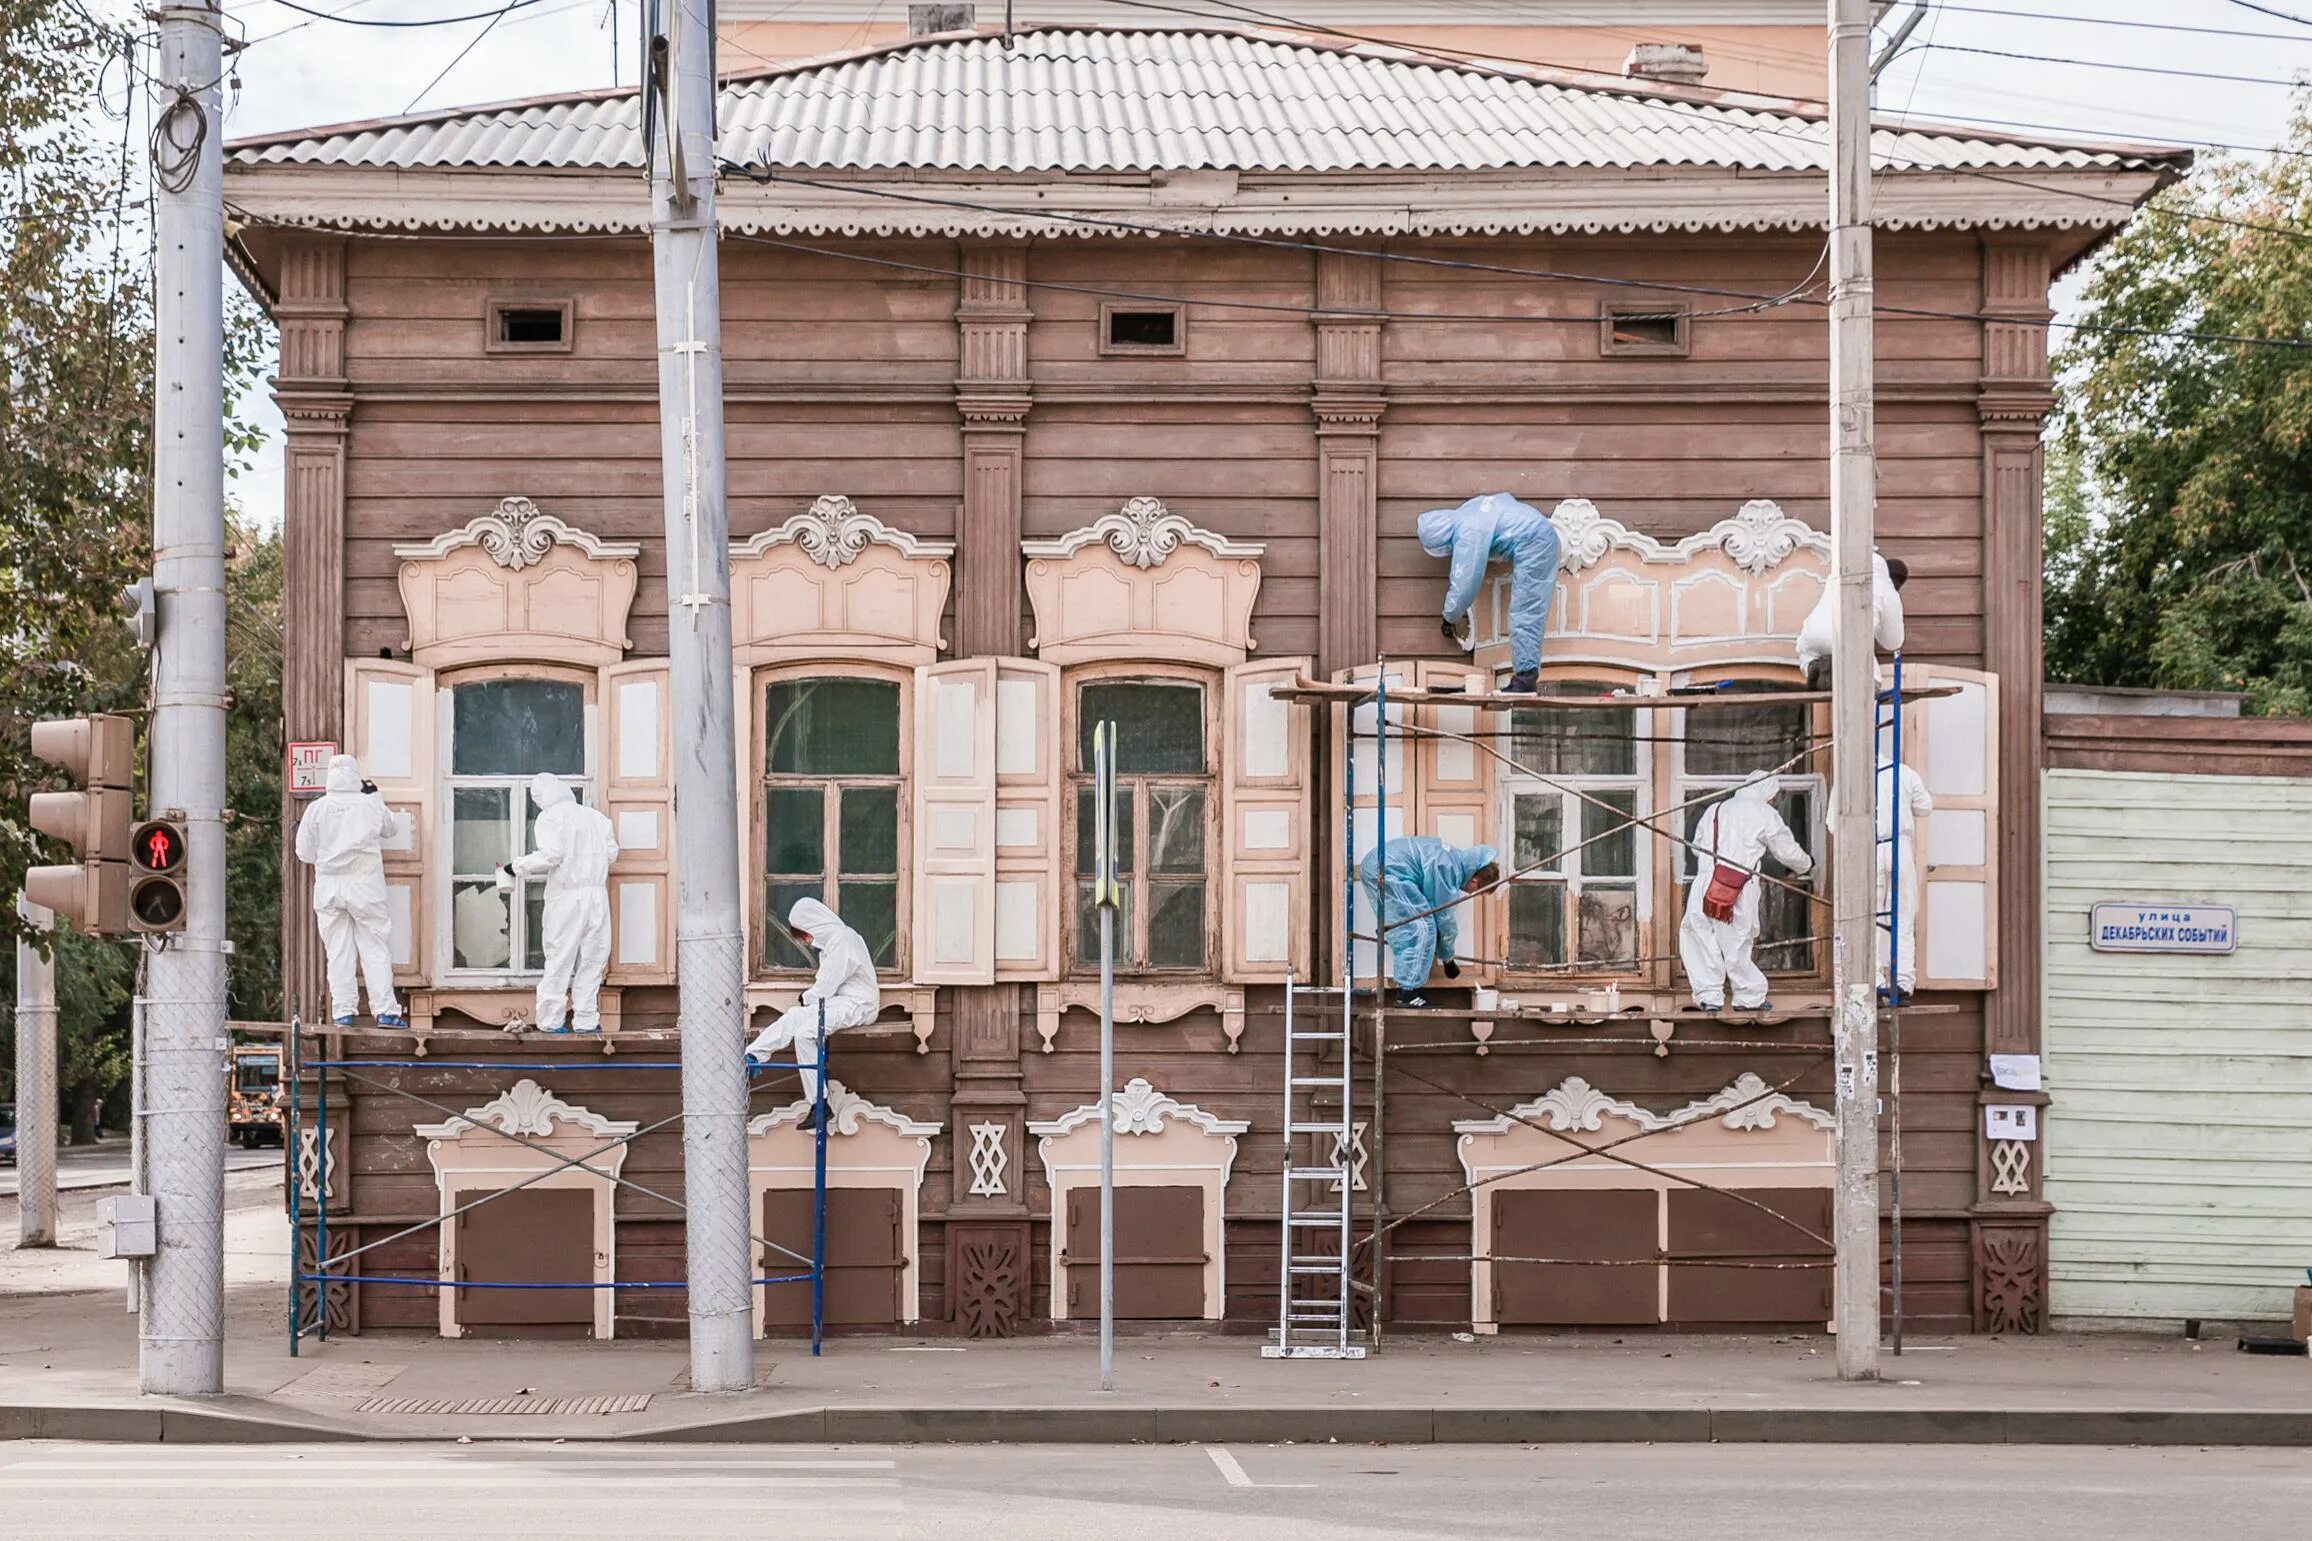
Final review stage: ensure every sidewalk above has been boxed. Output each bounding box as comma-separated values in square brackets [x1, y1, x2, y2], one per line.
[5, 1181, 2309, 1445]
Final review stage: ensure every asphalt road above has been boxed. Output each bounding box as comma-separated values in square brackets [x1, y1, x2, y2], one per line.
[3, 1442, 2308, 1540]
[0, 1142, 278, 1198]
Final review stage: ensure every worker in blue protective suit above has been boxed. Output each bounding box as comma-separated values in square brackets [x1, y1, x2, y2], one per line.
[1357, 837, 1500, 1007]
[1416, 492, 1564, 694]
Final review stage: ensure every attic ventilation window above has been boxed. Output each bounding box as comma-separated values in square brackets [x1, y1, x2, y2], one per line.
[1100, 302, 1185, 356]
[1600, 302, 1689, 357]
[486, 299, 575, 353]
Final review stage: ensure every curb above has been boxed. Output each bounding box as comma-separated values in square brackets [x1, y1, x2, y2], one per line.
[9, 1401, 2312, 1447]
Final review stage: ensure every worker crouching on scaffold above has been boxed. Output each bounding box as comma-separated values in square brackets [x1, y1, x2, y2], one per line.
[1358, 837, 1500, 1009]
[1678, 771, 1814, 1014]
[1416, 492, 1562, 695]
[745, 897, 879, 1131]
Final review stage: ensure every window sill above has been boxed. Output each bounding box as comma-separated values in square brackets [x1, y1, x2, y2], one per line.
[1034, 981, 1246, 1055]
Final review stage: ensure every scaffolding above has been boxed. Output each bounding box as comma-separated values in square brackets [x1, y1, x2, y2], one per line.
[1271, 658, 1942, 1352]
[281, 1005, 833, 1357]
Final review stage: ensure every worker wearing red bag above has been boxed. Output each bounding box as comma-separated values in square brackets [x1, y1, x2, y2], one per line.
[1679, 771, 1814, 1013]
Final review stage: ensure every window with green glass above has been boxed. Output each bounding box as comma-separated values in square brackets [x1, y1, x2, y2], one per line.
[1071, 679, 1210, 973]
[446, 678, 588, 973]
[761, 676, 903, 971]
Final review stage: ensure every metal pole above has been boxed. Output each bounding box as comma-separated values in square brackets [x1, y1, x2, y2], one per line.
[142, 1, 230, 1396]
[1888, 653, 1905, 1355]
[810, 1001, 826, 1359]
[1370, 661, 1389, 1345]
[648, 0, 752, 1393]
[14, 897, 58, 1248]
[1093, 720, 1118, 1393]
[1828, 0, 1882, 1382]
[285, 1015, 301, 1355]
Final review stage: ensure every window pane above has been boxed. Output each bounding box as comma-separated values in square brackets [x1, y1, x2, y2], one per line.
[839, 879, 899, 970]
[451, 787, 511, 873]
[1148, 785, 1205, 874]
[451, 880, 511, 970]
[1510, 685, 1635, 777]
[839, 785, 899, 876]
[452, 680, 586, 777]
[1508, 882, 1566, 967]
[1147, 881, 1206, 969]
[763, 879, 823, 970]
[1577, 887, 1638, 967]
[1075, 783, 1135, 876]
[1758, 787, 1818, 971]
[1513, 793, 1563, 872]
[1076, 880, 1133, 967]
[1581, 789, 1639, 879]
[1684, 698, 1811, 778]
[1078, 682, 1204, 774]
[765, 678, 900, 775]
[521, 883, 546, 973]
[765, 786, 824, 875]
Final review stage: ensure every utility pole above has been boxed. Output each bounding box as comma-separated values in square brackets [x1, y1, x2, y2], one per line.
[141, 0, 230, 1396]
[647, 0, 753, 1392]
[1827, 0, 1882, 1382]
[14, 897, 58, 1249]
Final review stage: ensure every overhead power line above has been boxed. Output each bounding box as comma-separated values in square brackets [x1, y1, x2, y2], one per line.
[2225, 0, 2312, 27]
[1926, 1, 2312, 42]
[252, 0, 555, 24]
[1919, 41, 2311, 89]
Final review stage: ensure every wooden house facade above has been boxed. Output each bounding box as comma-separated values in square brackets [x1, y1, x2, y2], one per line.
[224, 24, 2181, 1339]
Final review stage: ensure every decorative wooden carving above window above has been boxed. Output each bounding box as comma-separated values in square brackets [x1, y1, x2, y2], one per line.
[730, 495, 956, 667]
[1022, 497, 1266, 667]
[1472, 498, 1828, 676]
[394, 496, 641, 670]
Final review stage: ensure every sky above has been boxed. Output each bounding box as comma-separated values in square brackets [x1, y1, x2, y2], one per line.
[116, 0, 2312, 530]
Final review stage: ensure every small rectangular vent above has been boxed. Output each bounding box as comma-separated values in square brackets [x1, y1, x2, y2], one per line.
[1101, 303, 1184, 354]
[1600, 303, 1689, 357]
[487, 299, 575, 352]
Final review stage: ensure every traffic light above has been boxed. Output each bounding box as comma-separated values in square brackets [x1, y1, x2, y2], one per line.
[26, 715, 135, 935]
[128, 818, 188, 933]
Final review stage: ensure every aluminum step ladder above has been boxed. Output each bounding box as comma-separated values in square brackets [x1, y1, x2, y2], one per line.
[1264, 972, 1367, 1359]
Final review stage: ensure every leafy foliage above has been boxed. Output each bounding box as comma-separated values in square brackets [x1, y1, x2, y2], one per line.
[2048, 101, 2312, 715]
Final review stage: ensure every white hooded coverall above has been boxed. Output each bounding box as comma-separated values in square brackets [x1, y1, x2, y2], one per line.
[746, 897, 879, 1105]
[511, 772, 619, 1032]
[293, 754, 407, 1023]
[1876, 760, 1934, 995]
[1795, 551, 1906, 678]
[1679, 773, 1815, 1010]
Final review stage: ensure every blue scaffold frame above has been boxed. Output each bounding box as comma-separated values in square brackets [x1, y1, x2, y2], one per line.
[285, 1003, 833, 1358]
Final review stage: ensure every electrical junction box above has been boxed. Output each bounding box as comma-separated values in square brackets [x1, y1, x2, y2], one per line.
[96, 1193, 156, 1259]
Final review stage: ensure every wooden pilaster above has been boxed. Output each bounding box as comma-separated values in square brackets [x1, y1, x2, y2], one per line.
[1313, 247, 1385, 678]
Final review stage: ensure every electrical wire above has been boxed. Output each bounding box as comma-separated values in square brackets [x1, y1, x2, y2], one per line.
[400, 0, 523, 112]
[2225, 0, 2312, 27]
[257, 0, 553, 22]
[1919, 41, 2310, 89]
[1925, 1, 2312, 42]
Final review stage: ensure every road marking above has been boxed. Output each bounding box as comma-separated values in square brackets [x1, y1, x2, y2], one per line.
[1207, 1447, 1315, 1490]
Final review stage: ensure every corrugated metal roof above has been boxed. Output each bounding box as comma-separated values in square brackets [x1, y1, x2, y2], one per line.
[225, 26, 2183, 177]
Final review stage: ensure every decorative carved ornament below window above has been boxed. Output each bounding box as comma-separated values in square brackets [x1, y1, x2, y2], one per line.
[1023, 496, 1266, 667]
[394, 496, 641, 669]
[730, 494, 956, 666]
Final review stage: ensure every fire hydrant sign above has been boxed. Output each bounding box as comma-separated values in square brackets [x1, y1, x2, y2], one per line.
[2089, 903, 2236, 955]
[288, 741, 337, 797]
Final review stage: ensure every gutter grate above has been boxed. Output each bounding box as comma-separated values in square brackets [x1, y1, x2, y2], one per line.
[356, 1393, 651, 1416]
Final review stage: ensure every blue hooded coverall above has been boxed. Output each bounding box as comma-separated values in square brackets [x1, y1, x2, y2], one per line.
[1358, 837, 1500, 992]
[1416, 493, 1563, 677]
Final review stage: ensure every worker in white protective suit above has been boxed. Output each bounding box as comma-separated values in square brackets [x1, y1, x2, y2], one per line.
[745, 897, 879, 1125]
[1874, 754, 1934, 1005]
[293, 754, 409, 1027]
[504, 772, 619, 1034]
[1679, 771, 1815, 1013]
[1795, 552, 1908, 690]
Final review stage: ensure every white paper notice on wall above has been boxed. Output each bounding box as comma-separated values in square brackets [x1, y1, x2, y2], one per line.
[1984, 1104, 2038, 1143]
[1988, 1053, 2041, 1091]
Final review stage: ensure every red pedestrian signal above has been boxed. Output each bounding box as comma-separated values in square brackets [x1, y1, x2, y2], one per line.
[127, 818, 188, 934]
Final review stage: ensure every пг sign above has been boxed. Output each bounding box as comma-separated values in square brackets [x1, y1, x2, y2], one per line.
[2089, 903, 2235, 956]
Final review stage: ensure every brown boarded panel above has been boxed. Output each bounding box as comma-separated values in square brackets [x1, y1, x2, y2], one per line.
[1062, 1185, 1207, 1320]
[1665, 1188, 1833, 1326]
[453, 1188, 593, 1327]
[762, 1187, 902, 1328]
[1491, 1189, 1658, 1326]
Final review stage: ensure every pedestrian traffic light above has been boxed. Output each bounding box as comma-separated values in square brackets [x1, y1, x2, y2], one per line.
[128, 818, 188, 934]
[25, 714, 135, 936]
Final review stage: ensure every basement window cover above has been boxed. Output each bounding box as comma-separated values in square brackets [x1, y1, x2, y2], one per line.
[1102, 304, 1184, 354]
[487, 300, 574, 351]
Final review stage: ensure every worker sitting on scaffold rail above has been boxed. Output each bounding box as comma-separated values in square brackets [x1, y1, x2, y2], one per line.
[1359, 836, 1500, 1009]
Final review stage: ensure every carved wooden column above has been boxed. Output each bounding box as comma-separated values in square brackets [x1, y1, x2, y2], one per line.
[945, 239, 1033, 1334]
[1972, 239, 2053, 1333]
[273, 236, 352, 1025]
[1313, 247, 1385, 677]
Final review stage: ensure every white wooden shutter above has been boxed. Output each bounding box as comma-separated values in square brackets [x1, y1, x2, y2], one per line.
[345, 658, 434, 984]
[913, 659, 998, 985]
[1223, 657, 1313, 982]
[1332, 662, 1414, 987]
[993, 657, 1063, 982]
[1414, 660, 1497, 980]
[602, 659, 675, 984]
[1901, 664, 2000, 991]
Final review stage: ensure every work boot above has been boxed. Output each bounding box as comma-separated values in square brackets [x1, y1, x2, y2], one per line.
[333, 1014, 356, 1027]
[538, 1020, 570, 1035]
[374, 1012, 408, 1029]
[1805, 658, 1830, 692]
[1502, 669, 1539, 695]
[798, 1105, 829, 1134]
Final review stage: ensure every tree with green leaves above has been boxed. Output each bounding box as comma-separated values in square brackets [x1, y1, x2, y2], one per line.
[2048, 99, 2312, 715]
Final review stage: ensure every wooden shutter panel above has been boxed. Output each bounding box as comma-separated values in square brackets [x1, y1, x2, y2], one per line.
[1414, 660, 1497, 980]
[345, 658, 434, 984]
[601, 659, 675, 984]
[913, 659, 998, 985]
[1330, 662, 1414, 987]
[1901, 664, 2000, 991]
[993, 658, 1063, 982]
[1222, 657, 1312, 982]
